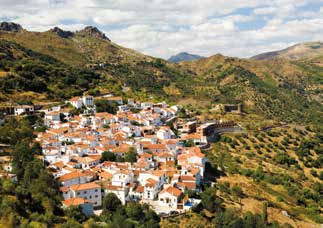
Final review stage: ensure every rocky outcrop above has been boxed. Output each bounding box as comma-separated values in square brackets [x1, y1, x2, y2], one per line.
[49, 27, 74, 38]
[77, 26, 110, 41]
[0, 22, 23, 32]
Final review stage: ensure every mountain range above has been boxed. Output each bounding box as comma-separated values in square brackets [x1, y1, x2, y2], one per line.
[0, 22, 322, 124]
[252, 41, 323, 61]
[0, 21, 323, 227]
[168, 52, 204, 63]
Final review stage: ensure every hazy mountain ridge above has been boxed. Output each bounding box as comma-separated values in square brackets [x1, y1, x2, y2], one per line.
[168, 52, 204, 63]
[252, 41, 323, 61]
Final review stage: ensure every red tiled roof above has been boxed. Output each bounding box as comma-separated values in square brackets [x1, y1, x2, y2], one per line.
[70, 182, 100, 191]
[160, 186, 182, 197]
[62, 197, 90, 206]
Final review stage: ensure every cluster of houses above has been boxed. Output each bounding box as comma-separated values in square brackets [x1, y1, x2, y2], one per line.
[0, 95, 241, 216]
[34, 96, 208, 215]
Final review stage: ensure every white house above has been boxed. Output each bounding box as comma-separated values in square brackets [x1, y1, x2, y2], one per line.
[157, 127, 174, 140]
[62, 198, 94, 216]
[111, 170, 133, 187]
[158, 186, 184, 210]
[14, 105, 34, 115]
[103, 185, 129, 205]
[59, 171, 88, 187]
[69, 182, 102, 207]
[82, 96, 94, 107]
[45, 111, 61, 122]
[69, 97, 83, 109]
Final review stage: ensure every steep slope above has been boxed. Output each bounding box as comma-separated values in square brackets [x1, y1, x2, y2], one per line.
[0, 22, 322, 124]
[0, 23, 193, 102]
[0, 39, 102, 103]
[179, 54, 323, 123]
[168, 52, 204, 63]
[252, 42, 323, 61]
[0, 23, 151, 66]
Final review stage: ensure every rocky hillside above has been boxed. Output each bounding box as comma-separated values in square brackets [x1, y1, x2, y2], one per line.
[168, 52, 204, 63]
[179, 54, 322, 123]
[252, 42, 323, 61]
[0, 22, 322, 124]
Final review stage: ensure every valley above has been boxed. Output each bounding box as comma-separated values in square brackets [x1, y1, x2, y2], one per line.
[0, 21, 322, 227]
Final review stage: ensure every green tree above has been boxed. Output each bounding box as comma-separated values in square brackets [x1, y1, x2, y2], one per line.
[200, 187, 223, 213]
[102, 193, 122, 213]
[95, 100, 118, 114]
[262, 201, 268, 225]
[124, 147, 137, 163]
[101, 151, 116, 162]
[64, 206, 87, 223]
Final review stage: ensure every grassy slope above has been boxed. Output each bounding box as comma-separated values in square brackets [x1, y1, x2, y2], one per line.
[179, 55, 323, 124]
[204, 126, 322, 226]
[0, 28, 322, 124]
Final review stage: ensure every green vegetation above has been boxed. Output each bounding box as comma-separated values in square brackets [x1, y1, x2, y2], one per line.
[1, 30, 322, 125]
[206, 126, 323, 225]
[0, 118, 63, 226]
[190, 187, 281, 228]
[94, 99, 118, 114]
[0, 40, 102, 101]
[101, 193, 160, 227]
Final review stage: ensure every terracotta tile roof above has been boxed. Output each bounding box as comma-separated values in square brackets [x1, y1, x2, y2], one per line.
[88, 155, 101, 161]
[160, 186, 182, 197]
[145, 178, 158, 187]
[62, 197, 90, 206]
[182, 133, 201, 140]
[146, 144, 166, 150]
[112, 144, 130, 153]
[60, 186, 69, 193]
[70, 182, 101, 191]
[152, 170, 165, 177]
[99, 171, 113, 179]
[51, 161, 64, 169]
[103, 184, 124, 191]
[180, 175, 196, 181]
[59, 171, 86, 182]
[133, 185, 144, 193]
[70, 97, 81, 102]
[140, 153, 152, 159]
[177, 182, 196, 190]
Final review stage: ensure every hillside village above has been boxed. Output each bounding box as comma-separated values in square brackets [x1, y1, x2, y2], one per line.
[0, 94, 242, 216]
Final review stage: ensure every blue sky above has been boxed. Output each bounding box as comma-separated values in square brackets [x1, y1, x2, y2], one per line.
[1, 0, 323, 58]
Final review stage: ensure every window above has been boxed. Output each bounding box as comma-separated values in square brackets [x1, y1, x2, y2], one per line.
[95, 189, 98, 192]
[83, 191, 87, 194]
[89, 196, 92, 199]
[95, 195, 98, 198]
[77, 192, 80, 195]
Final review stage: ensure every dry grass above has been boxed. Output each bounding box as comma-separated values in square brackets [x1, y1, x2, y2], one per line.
[0, 72, 9, 77]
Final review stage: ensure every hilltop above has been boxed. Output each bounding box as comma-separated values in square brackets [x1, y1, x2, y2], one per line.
[168, 52, 205, 63]
[179, 54, 322, 123]
[252, 41, 323, 61]
[0, 22, 322, 227]
[0, 22, 322, 125]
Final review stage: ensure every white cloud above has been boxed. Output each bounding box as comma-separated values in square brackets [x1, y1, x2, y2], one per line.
[0, 0, 323, 58]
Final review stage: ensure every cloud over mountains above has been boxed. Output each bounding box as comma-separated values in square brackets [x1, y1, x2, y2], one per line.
[1, 0, 323, 58]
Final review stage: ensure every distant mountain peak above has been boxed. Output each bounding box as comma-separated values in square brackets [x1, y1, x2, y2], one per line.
[168, 52, 204, 63]
[0, 22, 23, 32]
[49, 27, 74, 38]
[77, 26, 110, 41]
[252, 41, 323, 60]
